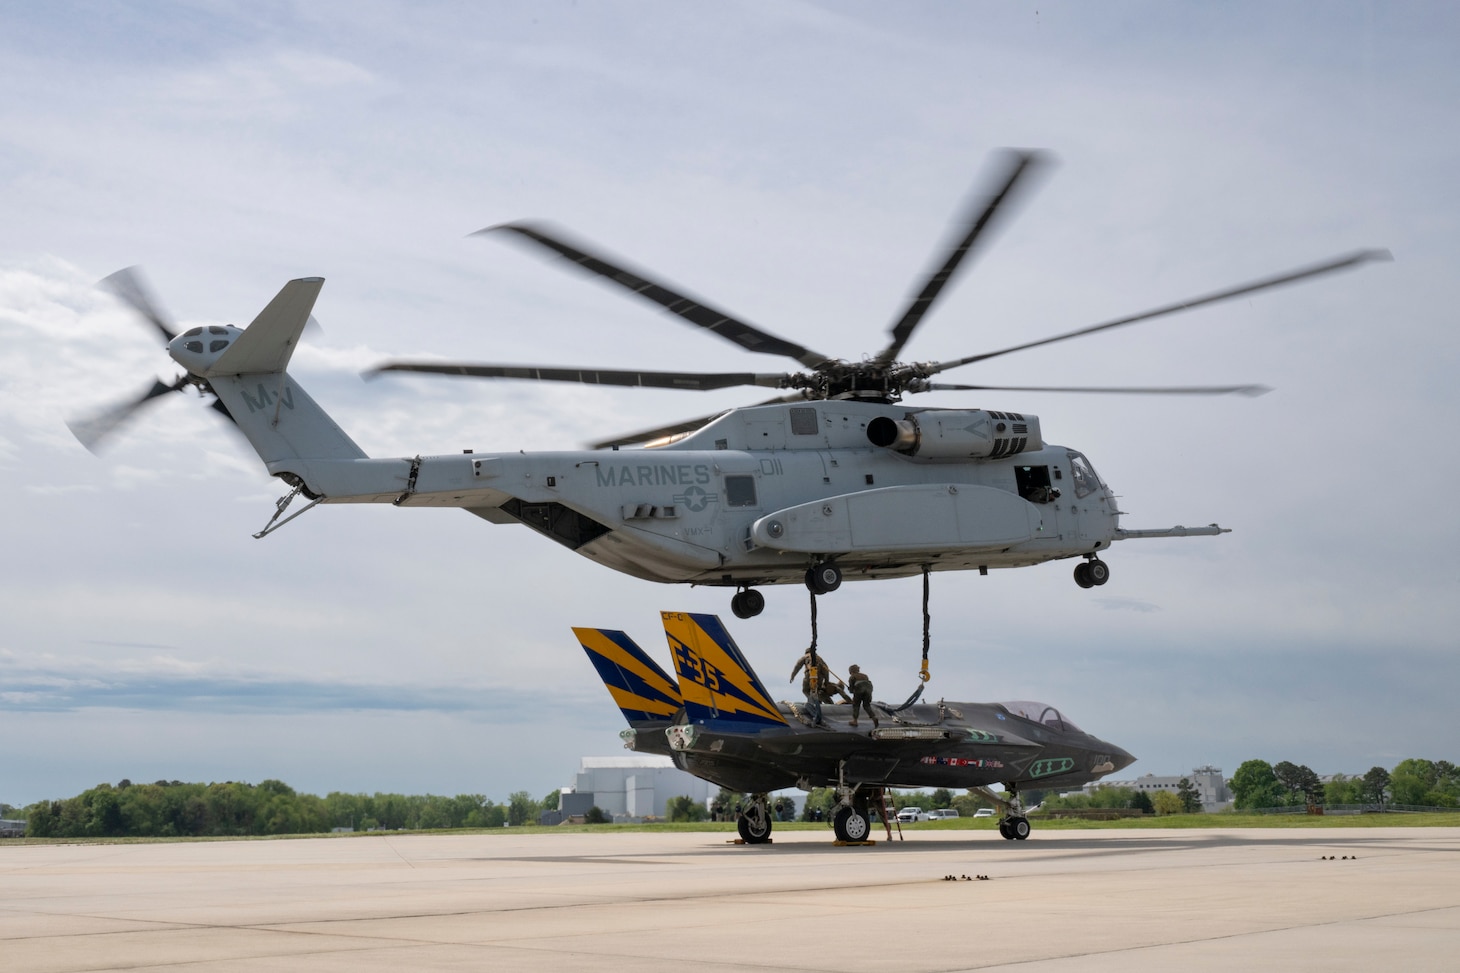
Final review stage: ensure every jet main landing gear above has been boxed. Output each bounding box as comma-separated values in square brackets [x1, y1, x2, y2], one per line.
[998, 816, 1031, 840]
[737, 793, 772, 843]
[833, 803, 870, 842]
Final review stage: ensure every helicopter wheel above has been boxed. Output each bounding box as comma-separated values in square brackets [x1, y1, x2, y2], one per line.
[731, 589, 766, 619]
[806, 563, 842, 594]
[1086, 558, 1110, 586]
[1073, 562, 1095, 588]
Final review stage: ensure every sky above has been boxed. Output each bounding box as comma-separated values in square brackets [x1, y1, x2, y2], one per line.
[2, 1, 1457, 809]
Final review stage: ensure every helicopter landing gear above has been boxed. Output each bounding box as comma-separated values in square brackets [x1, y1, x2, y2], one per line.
[805, 562, 842, 594]
[737, 793, 772, 843]
[1074, 557, 1110, 589]
[730, 588, 766, 619]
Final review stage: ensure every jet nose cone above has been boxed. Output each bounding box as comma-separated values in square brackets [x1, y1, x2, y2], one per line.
[1110, 745, 1137, 773]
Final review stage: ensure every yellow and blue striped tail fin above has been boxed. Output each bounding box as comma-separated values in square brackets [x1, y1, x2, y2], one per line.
[661, 611, 788, 729]
[573, 627, 684, 724]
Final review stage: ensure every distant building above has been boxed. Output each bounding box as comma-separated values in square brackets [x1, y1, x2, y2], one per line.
[1085, 765, 1232, 811]
[0, 819, 26, 838]
[556, 755, 712, 822]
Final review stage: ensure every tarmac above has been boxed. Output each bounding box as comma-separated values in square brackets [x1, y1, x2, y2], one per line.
[2, 826, 1457, 971]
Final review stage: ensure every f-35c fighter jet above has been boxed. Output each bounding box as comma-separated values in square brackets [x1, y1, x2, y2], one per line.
[576, 611, 1135, 843]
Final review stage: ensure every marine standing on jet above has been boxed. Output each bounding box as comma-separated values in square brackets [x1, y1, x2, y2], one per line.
[847, 664, 879, 728]
[790, 648, 848, 703]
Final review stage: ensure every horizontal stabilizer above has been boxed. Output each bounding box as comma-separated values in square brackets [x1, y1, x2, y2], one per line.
[661, 611, 787, 728]
[206, 278, 323, 377]
[574, 626, 683, 724]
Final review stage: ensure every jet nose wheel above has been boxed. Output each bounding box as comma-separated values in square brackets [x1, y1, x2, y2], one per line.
[806, 563, 843, 594]
[731, 588, 766, 619]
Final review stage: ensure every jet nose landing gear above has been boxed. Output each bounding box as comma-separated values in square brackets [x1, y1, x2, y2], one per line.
[730, 588, 766, 619]
[1073, 557, 1110, 589]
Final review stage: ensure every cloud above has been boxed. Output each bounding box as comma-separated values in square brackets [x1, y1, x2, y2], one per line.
[0, 648, 591, 718]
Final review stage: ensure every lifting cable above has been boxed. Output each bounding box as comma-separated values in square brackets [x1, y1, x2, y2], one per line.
[920, 564, 932, 683]
[808, 587, 818, 654]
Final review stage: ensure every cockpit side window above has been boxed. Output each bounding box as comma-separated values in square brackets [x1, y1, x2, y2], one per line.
[1066, 451, 1102, 499]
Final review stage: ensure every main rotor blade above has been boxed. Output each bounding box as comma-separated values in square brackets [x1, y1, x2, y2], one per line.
[876, 149, 1049, 365]
[99, 267, 177, 344]
[925, 248, 1393, 376]
[66, 377, 186, 452]
[921, 382, 1271, 396]
[481, 221, 832, 369]
[589, 393, 807, 450]
[371, 361, 791, 392]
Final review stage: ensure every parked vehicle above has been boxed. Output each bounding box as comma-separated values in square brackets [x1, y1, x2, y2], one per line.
[928, 808, 960, 820]
[897, 807, 930, 823]
[972, 808, 996, 818]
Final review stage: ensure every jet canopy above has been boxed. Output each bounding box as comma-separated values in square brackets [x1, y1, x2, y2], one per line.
[999, 700, 1082, 733]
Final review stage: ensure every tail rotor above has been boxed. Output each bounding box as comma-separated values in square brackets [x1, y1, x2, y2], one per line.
[68, 267, 236, 452]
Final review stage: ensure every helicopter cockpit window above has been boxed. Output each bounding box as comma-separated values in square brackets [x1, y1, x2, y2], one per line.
[208, 326, 229, 335]
[1015, 465, 1058, 504]
[725, 475, 757, 507]
[185, 340, 204, 353]
[184, 327, 203, 337]
[209, 339, 230, 352]
[999, 700, 1081, 733]
[1067, 451, 1101, 499]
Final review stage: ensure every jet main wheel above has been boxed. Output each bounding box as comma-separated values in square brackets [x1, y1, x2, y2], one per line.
[737, 810, 772, 844]
[806, 563, 843, 594]
[731, 589, 766, 619]
[833, 805, 870, 842]
[1086, 559, 1110, 586]
[1010, 816, 1031, 840]
[1073, 562, 1095, 588]
[998, 819, 1016, 840]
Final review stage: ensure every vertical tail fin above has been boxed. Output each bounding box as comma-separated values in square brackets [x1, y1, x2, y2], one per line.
[573, 627, 683, 725]
[200, 278, 367, 465]
[661, 612, 787, 728]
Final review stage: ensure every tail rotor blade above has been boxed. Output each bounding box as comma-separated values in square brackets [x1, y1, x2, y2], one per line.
[99, 267, 178, 344]
[66, 376, 187, 452]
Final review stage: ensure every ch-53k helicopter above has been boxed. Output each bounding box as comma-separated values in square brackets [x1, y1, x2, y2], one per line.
[72, 151, 1388, 619]
[577, 610, 1136, 844]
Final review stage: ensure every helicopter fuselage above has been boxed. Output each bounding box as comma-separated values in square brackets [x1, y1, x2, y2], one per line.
[274, 395, 1121, 587]
[162, 276, 1228, 616]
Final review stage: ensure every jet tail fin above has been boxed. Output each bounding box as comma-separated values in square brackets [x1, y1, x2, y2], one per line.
[574, 626, 683, 725]
[661, 611, 787, 729]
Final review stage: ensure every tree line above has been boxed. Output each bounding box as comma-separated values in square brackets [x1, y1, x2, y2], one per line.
[13, 756, 1456, 838]
[18, 780, 563, 839]
[1229, 758, 1459, 810]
